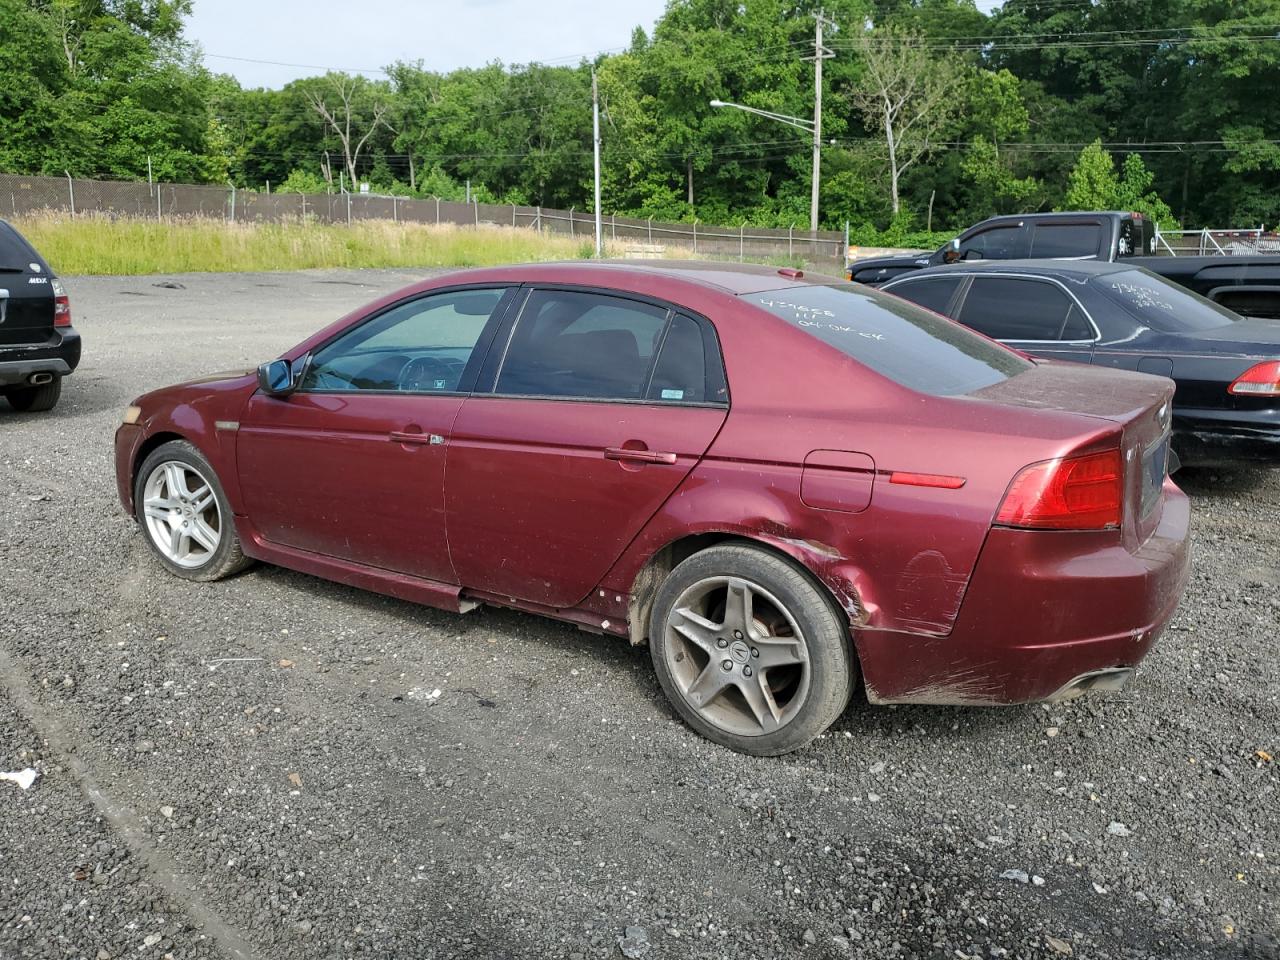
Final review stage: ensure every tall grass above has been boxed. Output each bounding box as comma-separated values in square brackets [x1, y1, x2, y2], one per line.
[13, 213, 601, 275]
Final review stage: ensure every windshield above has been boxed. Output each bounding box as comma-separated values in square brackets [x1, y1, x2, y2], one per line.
[743, 283, 1031, 396]
[1096, 268, 1241, 332]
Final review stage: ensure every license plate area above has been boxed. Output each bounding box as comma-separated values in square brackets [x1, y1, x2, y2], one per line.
[1140, 433, 1170, 518]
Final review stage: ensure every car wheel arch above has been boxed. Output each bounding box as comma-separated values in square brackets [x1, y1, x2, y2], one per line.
[624, 531, 865, 653]
[132, 431, 189, 488]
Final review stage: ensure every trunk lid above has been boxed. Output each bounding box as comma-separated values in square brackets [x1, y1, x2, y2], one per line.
[1176, 316, 1280, 353]
[0, 276, 56, 347]
[974, 360, 1175, 546]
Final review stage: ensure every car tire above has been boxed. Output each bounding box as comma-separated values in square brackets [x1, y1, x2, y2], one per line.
[133, 440, 254, 582]
[5, 377, 61, 412]
[649, 543, 855, 756]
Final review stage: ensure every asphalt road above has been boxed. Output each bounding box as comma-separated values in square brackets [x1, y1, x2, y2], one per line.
[1, 269, 1277, 960]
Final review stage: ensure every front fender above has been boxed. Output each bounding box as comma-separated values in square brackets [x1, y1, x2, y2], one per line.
[115, 376, 257, 515]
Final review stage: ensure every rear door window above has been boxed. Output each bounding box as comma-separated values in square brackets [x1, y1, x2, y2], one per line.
[1029, 223, 1101, 259]
[957, 277, 1088, 341]
[743, 284, 1029, 396]
[884, 276, 963, 315]
[646, 312, 728, 404]
[496, 290, 669, 400]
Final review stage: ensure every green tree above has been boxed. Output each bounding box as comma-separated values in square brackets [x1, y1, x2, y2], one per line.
[848, 27, 962, 215]
[1059, 140, 1176, 228]
[1061, 139, 1119, 211]
[275, 168, 328, 194]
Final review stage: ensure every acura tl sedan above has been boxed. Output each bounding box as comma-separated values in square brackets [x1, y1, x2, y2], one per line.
[114, 261, 1191, 755]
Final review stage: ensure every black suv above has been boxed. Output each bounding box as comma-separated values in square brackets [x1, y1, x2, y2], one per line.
[0, 219, 80, 412]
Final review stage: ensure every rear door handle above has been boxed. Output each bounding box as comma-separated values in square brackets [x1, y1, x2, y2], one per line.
[604, 446, 677, 465]
[390, 430, 441, 446]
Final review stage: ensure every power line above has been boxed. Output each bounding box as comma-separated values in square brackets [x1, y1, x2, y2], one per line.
[204, 52, 389, 76]
[832, 31, 1280, 53]
[222, 134, 1280, 172]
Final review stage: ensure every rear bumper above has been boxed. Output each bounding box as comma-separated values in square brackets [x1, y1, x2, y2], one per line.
[1174, 408, 1280, 465]
[857, 481, 1191, 706]
[0, 329, 81, 386]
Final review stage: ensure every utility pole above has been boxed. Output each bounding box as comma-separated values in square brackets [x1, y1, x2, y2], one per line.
[592, 68, 603, 258]
[806, 9, 835, 234]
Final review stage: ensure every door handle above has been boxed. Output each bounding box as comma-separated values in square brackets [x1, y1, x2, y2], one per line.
[604, 446, 677, 465]
[390, 430, 441, 446]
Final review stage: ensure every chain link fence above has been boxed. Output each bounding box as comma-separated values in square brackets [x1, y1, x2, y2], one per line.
[0, 173, 848, 270]
[1154, 227, 1280, 256]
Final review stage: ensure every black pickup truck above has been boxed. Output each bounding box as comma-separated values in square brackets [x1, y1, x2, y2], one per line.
[848, 211, 1280, 319]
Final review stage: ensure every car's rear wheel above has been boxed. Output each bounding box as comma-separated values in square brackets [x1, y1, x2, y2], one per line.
[649, 543, 855, 756]
[134, 440, 253, 582]
[5, 377, 61, 412]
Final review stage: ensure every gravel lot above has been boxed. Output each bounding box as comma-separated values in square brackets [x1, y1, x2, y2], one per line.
[1, 269, 1277, 960]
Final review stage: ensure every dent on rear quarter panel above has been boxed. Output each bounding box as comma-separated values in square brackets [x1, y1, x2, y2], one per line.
[600, 451, 986, 640]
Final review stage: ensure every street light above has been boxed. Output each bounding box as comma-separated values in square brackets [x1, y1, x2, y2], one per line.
[710, 96, 824, 232]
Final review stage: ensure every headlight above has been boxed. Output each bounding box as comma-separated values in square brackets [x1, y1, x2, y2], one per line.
[122, 405, 142, 424]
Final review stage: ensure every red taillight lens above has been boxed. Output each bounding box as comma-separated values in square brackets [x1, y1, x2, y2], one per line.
[51, 278, 71, 327]
[1229, 360, 1280, 397]
[996, 449, 1123, 530]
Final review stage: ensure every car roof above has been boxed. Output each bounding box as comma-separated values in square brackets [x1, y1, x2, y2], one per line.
[977, 211, 1138, 224]
[890, 259, 1136, 282]
[437, 259, 847, 296]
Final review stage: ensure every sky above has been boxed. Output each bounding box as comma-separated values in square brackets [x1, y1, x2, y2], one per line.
[189, 0, 1005, 90]
[188, 0, 668, 89]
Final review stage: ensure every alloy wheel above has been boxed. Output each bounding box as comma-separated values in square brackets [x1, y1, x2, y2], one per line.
[663, 576, 811, 737]
[141, 460, 222, 569]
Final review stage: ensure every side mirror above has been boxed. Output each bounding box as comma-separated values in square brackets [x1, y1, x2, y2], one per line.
[257, 357, 307, 396]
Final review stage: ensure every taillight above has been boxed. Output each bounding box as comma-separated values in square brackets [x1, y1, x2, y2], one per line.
[996, 448, 1123, 531]
[1229, 360, 1280, 397]
[51, 278, 71, 327]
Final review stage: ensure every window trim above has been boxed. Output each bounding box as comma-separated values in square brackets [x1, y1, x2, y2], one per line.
[944, 272, 1102, 344]
[479, 283, 730, 408]
[293, 283, 518, 398]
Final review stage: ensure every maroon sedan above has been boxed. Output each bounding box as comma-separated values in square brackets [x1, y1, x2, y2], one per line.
[114, 262, 1190, 755]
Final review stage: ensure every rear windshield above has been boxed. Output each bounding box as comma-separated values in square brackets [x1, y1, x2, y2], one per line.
[743, 284, 1031, 396]
[1096, 268, 1240, 332]
[0, 223, 41, 273]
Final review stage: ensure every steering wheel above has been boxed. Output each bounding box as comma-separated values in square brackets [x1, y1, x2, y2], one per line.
[397, 356, 454, 392]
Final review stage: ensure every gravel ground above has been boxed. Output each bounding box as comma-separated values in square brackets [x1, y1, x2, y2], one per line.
[1, 269, 1277, 960]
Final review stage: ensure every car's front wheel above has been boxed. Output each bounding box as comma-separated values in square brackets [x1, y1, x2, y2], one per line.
[134, 440, 253, 582]
[649, 543, 855, 756]
[4, 376, 61, 412]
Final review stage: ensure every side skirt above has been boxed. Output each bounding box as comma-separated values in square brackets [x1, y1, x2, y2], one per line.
[236, 517, 477, 615]
[234, 517, 635, 636]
